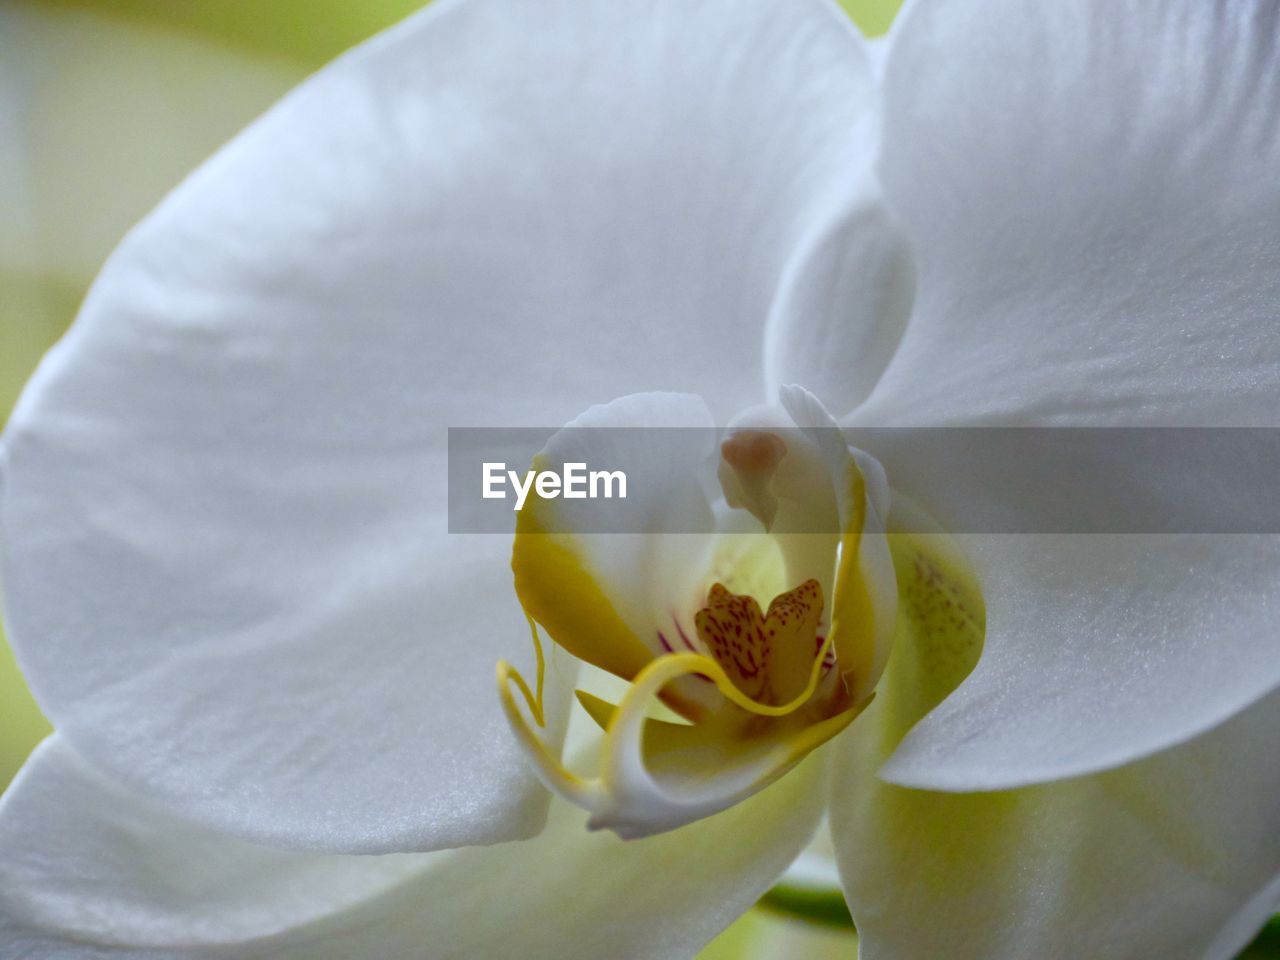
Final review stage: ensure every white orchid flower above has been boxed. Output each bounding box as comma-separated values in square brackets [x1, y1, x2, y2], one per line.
[1, 0, 1279, 958]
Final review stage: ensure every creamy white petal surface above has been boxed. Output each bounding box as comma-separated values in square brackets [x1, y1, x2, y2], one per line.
[848, 0, 1280, 789]
[764, 192, 914, 417]
[0, 0, 877, 852]
[0, 737, 430, 954]
[830, 538, 1280, 959]
[879, 533, 1280, 791]
[0, 736, 826, 960]
[866, 0, 1280, 427]
[262, 754, 827, 960]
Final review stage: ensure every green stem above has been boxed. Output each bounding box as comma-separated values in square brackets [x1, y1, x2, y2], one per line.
[1241, 916, 1280, 959]
[760, 886, 1280, 960]
[759, 884, 855, 930]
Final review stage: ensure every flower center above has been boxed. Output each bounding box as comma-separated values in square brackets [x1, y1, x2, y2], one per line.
[495, 388, 901, 838]
[696, 580, 823, 705]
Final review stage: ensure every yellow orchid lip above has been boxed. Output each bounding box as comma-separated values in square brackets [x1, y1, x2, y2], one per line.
[495, 391, 898, 838]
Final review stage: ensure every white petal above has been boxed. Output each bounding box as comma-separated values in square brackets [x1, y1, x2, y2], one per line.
[0, 737, 432, 951]
[0, 736, 827, 960]
[847, 0, 1280, 788]
[864, 0, 1280, 427]
[274, 756, 823, 960]
[830, 539, 1280, 960]
[880, 533, 1280, 790]
[0, 0, 876, 851]
[765, 192, 915, 418]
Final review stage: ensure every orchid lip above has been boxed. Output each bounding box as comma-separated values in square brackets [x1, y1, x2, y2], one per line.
[496, 388, 899, 839]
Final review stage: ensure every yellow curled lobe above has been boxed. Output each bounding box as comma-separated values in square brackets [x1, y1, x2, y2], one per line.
[495, 614, 600, 809]
[496, 575, 868, 837]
